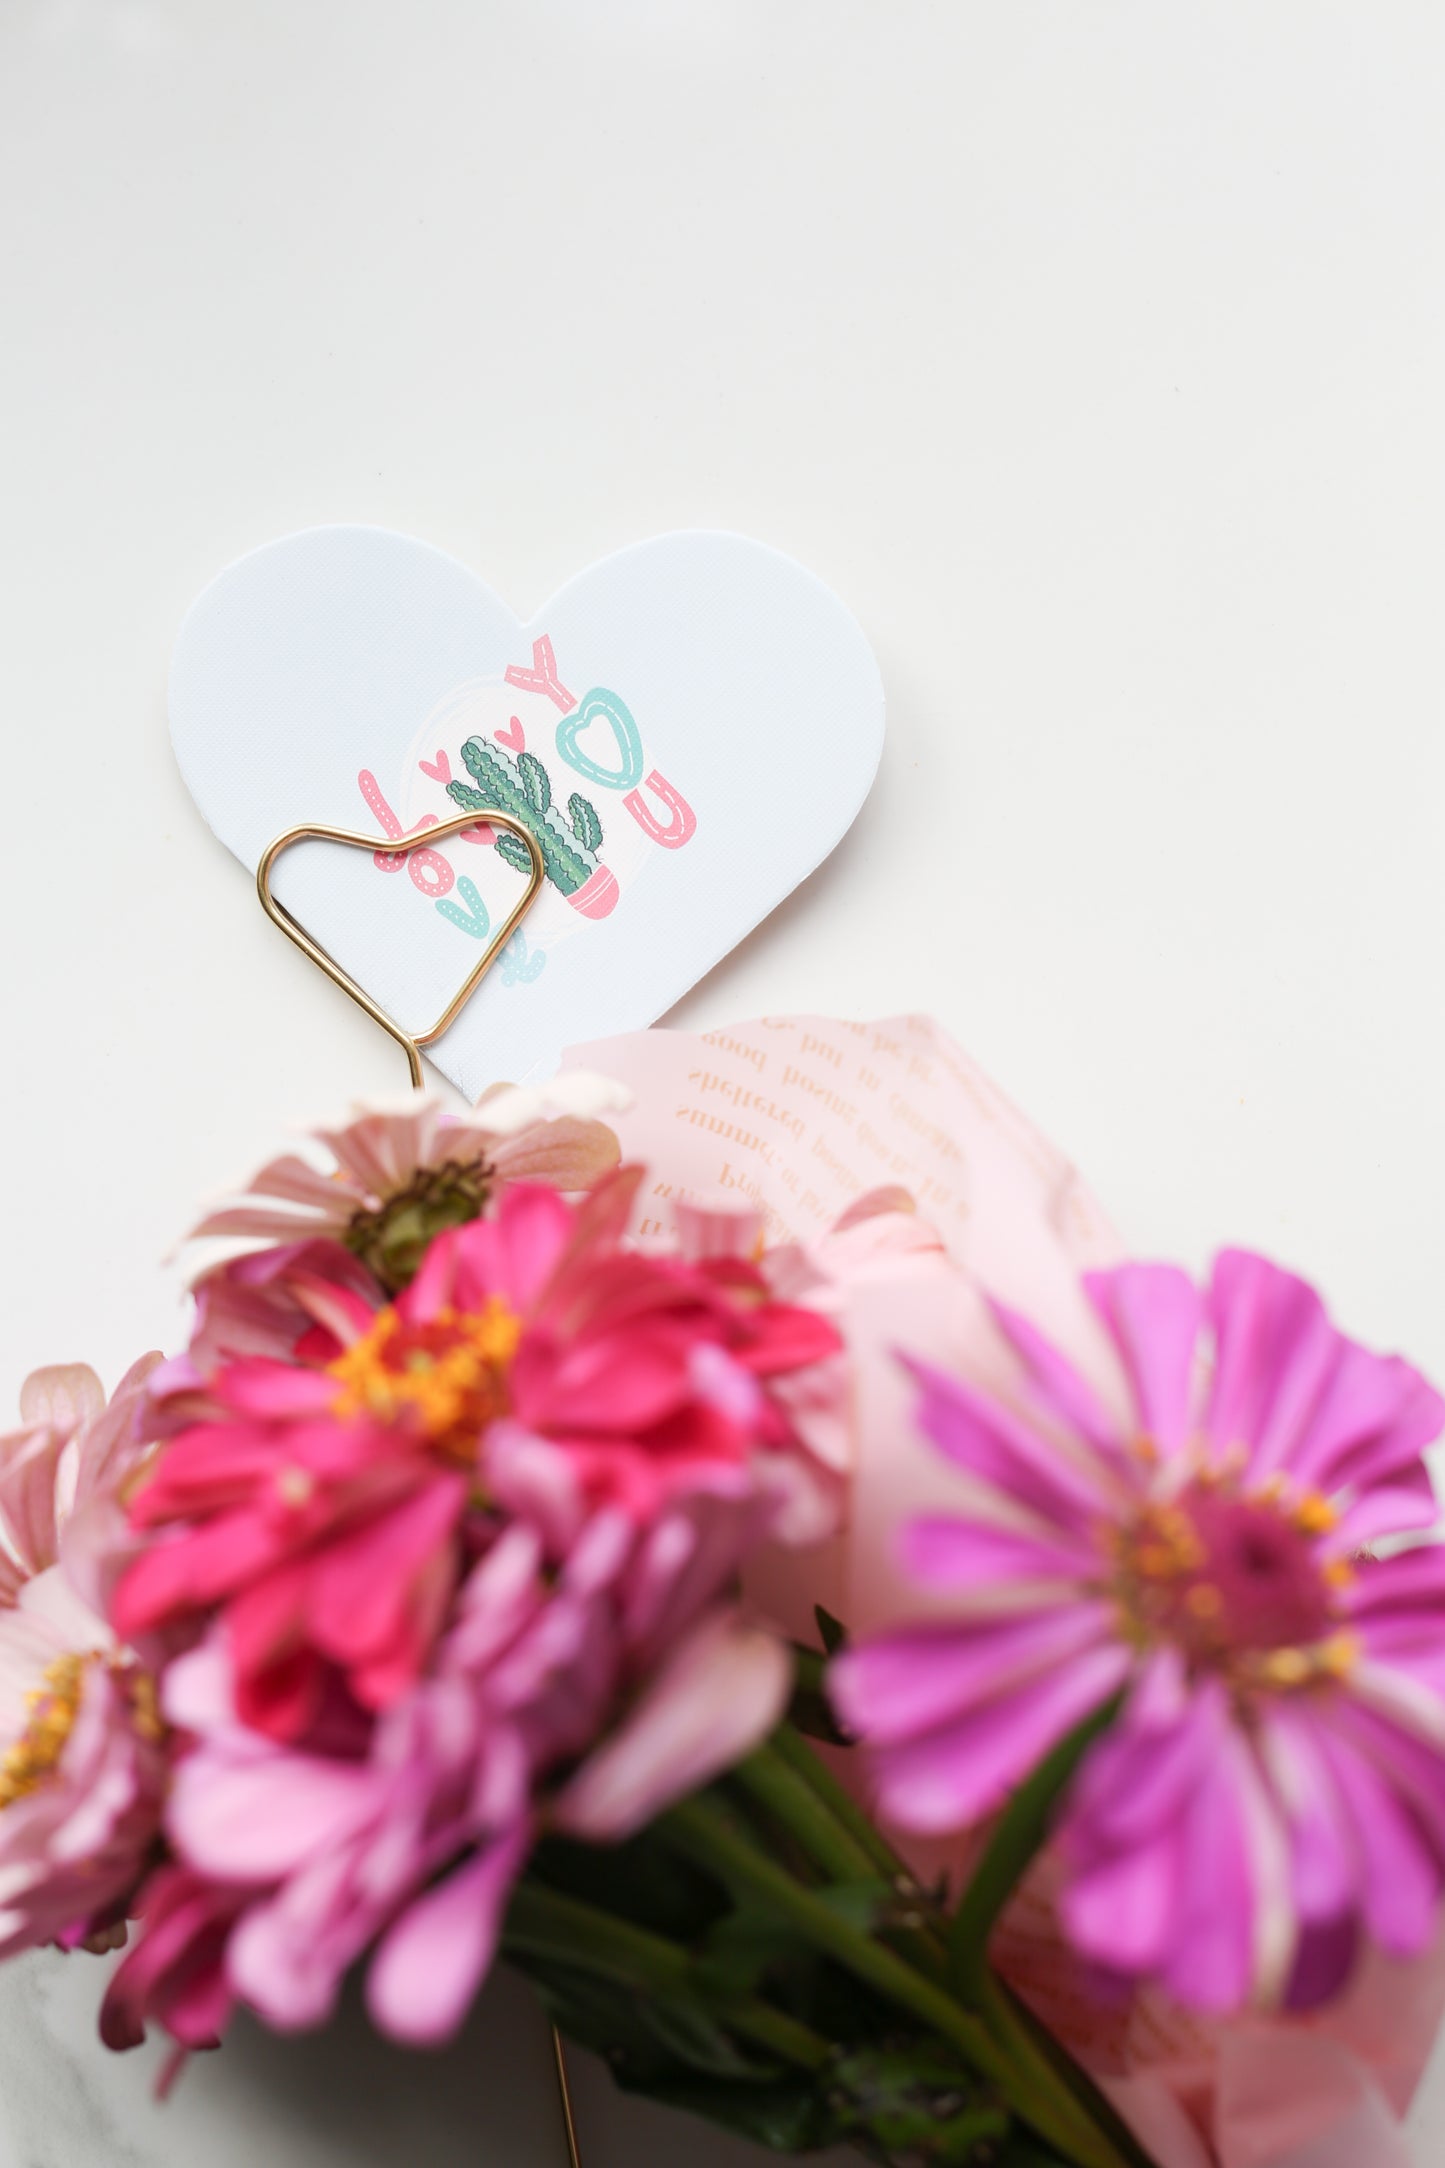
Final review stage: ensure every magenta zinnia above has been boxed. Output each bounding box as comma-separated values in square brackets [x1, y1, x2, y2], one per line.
[831, 1248, 1445, 2013]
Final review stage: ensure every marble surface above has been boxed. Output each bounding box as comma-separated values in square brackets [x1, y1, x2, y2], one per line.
[4, 0, 1445, 2160]
[0, 1948, 859, 2168]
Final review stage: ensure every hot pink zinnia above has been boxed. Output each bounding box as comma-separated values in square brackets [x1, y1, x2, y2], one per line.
[831, 1248, 1445, 2014]
[115, 1171, 838, 1740]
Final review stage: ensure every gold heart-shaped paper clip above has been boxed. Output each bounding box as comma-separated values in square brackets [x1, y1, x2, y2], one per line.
[255, 805, 584, 2162]
[256, 809, 546, 1090]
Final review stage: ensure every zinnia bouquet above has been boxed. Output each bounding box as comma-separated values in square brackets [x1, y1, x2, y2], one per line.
[5, 1017, 1443, 2168]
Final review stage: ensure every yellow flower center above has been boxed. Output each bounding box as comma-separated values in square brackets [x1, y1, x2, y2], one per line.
[1109, 1467, 1356, 1694]
[0, 1652, 93, 1809]
[327, 1296, 522, 1460]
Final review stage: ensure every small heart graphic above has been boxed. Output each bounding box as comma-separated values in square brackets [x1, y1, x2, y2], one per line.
[170, 528, 885, 1096]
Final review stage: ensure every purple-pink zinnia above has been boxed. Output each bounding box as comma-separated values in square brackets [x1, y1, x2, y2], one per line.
[831, 1248, 1445, 2013]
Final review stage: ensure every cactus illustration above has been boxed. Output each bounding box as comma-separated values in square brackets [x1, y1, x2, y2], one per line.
[492, 831, 534, 875]
[568, 792, 603, 853]
[517, 751, 551, 817]
[447, 736, 603, 899]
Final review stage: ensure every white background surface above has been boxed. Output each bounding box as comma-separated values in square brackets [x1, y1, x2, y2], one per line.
[1, 2, 1444, 2161]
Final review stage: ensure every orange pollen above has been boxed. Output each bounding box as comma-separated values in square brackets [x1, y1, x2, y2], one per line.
[327, 1296, 522, 1458]
[1110, 1468, 1351, 1693]
[1293, 1490, 1339, 1536]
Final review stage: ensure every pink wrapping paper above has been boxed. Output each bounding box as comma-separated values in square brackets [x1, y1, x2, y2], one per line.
[561, 1013, 1445, 2168]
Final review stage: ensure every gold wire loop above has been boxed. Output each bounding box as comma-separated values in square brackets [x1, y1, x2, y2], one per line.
[552, 2023, 583, 2168]
[255, 808, 546, 1089]
[256, 805, 582, 2156]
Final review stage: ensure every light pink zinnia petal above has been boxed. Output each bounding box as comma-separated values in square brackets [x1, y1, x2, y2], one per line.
[365, 1826, 529, 2045]
[832, 1186, 920, 1233]
[1084, 1263, 1201, 1460]
[0, 1428, 66, 1575]
[226, 1856, 365, 2031]
[315, 1108, 417, 1197]
[244, 1152, 354, 1212]
[188, 1204, 336, 1241]
[169, 1745, 381, 1881]
[868, 1643, 1131, 1835]
[17, 1365, 106, 1433]
[556, 1613, 792, 1841]
[483, 1422, 585, 1555]
[490, 1116, 621, 1194]
[476, 1071, 631, 1133]
[68, 1351, 163, 1513]
[161, 1637, 238, 1734]
[443, 1524, 545, 1673]
[18, 1562, 104, 1650]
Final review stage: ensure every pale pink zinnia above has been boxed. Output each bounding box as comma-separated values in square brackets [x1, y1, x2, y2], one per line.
[147, 1081, 626, 1400]
[0, 1361, 168, 1956]
[832, 1248, 1445, 2014]
[186, 1080, 627, 1293]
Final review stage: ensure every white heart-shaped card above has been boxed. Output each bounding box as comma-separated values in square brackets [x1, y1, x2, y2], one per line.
[170, 527, 885, 1099]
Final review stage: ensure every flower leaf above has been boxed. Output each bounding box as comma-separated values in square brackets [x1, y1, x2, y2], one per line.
[946, 1690, 1125, 2000]
[814, 1878, 896, 1935]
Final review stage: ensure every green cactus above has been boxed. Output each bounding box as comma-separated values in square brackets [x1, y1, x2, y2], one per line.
[568, 792, 603, 853]
[493, 831, 534, 876]
[517, 751, 551, 817]
[447, 737, 600, 898]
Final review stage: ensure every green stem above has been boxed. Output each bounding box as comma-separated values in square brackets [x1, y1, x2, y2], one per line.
[504, 1880, 831, 2072]
[733, 1743, 881, 1887]
[947, 1692, 1124, 2002]
[660, 1794, 1131, 2168]
[772, 1722, 929, 1891]
[736, 1733, 949, 1982]
[987, 1980, 1157, 2168]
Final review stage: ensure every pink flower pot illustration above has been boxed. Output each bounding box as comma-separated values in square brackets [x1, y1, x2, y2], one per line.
[566, 865, 620, 919]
